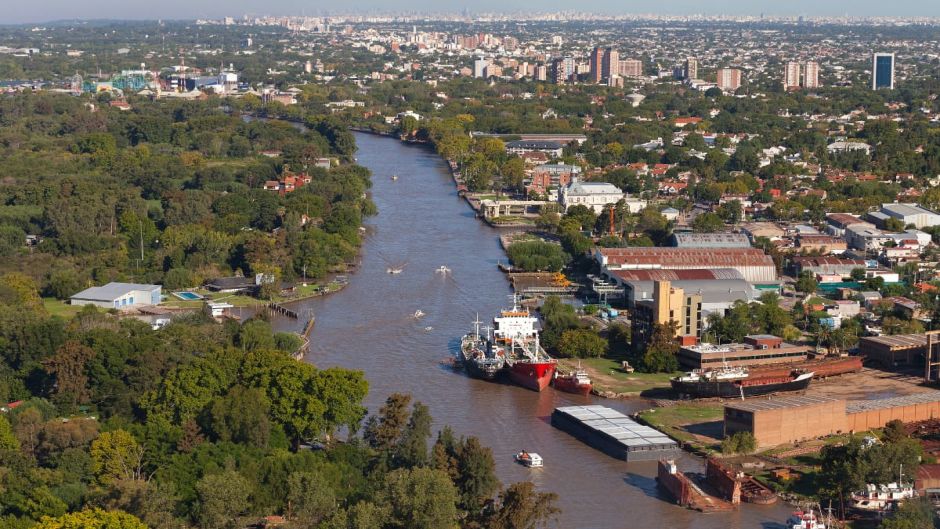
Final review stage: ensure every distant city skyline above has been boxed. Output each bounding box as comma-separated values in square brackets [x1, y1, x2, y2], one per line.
[4, 0, 940, 25]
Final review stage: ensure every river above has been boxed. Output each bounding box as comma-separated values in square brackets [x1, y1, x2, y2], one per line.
[277, 132, 792, 528]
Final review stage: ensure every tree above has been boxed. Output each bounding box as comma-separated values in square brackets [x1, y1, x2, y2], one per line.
[879, 498, 936, 529]
[721, 431, 757, 455]
[33, 508, 148, 529]
[378, 467, 458, 529]
[43, 340, 96, 410]
[364, 393, 412, 451]
[850, 268, 868, 281]
[0, 414, 19, 451]
[203, 385, 271, 448]
[691, 212, 725, 233]
[91, 430, 146, 485]
[639, 322, 679, 373]
[394, 401, 432, 468]
[882, 420, 908, 444]
[557, 329, 607, 358]
[795, 271, 818, 294]
[454, 436, 500, 514]
[196, 470, 251, 529]
[487, 481, 560, 529]
[287, 472, 336, 526]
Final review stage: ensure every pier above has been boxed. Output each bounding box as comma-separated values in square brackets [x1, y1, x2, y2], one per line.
[267, 302, 298, 319]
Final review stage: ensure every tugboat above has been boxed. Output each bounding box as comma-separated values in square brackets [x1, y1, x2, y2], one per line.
[553, 364, 593, 396]
[492, 297, 556, 392]
[786, 509, 827, 529]
[514, 451, 543, 468]
[458, 315, 506, 380]
[851, 473, 916, 513]
[671, 366, 814, 399]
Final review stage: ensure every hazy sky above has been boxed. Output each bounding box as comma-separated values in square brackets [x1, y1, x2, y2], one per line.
[4, 0, 940, 24]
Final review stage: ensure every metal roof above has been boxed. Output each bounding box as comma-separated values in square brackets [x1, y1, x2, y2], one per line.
[859, 334, 928, 350]
[670, 232, 752, 248]
[724, 395, 844, 413]
[846, 391, 940, 413]
[882, 203, 939, 218]
[598, 247, 774, 268]
[71, 282, 160, 301]
[555, 405, 677, 448]
[611, 268, 745, 282]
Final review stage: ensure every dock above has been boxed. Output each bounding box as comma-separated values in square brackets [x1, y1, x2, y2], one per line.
[657, 460, 735, 513]
[551, 405, 678, 462]
[267, 302, 298, 319]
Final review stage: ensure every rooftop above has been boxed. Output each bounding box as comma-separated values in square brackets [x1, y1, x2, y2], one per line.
[882, 203, 940, 218]
[598, 247, 774, 268]
[846, 391, 940, 414]
[610, 268, 746, 282]
[725, 395, 843, 413]
[670, 232, 752, 248]
[859, 334, 928, 350]
[71, 282, 160, 301]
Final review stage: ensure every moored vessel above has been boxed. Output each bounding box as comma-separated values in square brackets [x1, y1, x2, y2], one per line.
[671, 366, 814, 399]
[492, 297, 556, 392]
[553, 366, 593, 396]
[458, 315, 505, 380]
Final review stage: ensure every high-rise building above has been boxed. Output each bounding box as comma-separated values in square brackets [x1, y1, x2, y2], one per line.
[803, 61, 820, 89]
[620, 59, 643, 78]
[717, 68, 743, 91]
[784, 61, 801, 90]
[872, 52, 895, 90]
[684, 57, 698, 81]
[534, 64, 548, 82]
[473, 57, 488, 79]
[602, 48, 619, 82]
[631, 280, 703, 347]
[589, 47, 606, 83]
[551, 57, 574, 84]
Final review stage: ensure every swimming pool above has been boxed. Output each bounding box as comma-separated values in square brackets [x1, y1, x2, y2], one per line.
[173, 291, 204, 301]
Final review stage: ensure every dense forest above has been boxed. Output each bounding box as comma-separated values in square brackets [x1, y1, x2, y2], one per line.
[0, 273, 557, 528]
[0, 91, 372, 298]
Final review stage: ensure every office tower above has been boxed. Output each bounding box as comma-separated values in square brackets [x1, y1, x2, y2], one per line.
[784, 61, 801, 90]
[473, 57, 488, 79]
[803, 61, 820, 89]
[684, 57, 698, 80]
[620, 59, 643, 78]
[589, 47, 605, 83]
[602, 48, 618, 81]
[716, 68, 743, 91]
[872, 52, 895, 90]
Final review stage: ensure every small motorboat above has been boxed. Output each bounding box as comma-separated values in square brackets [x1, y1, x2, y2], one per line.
[391, 175, 399, 181]
[515, 451, 543, 468]
[387, 267, 403, 275]
[436, 265, 451, 274]
[424, 326, 434, 333]
[413, 310, 425, 319]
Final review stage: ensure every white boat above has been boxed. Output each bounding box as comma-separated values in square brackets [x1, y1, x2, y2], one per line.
[514, 451, 543, 468]
[424, 326, 433, 333]
[387, 267, 403, 275]
[413, 310, 425, 319]
[436, 265, 451, 274]
[851, 482, 916, 511]
[787, 509, 826, 529]
[391, 175, 399, 181]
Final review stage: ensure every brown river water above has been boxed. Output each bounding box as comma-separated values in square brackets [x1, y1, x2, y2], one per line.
[273, 132, 795, 529]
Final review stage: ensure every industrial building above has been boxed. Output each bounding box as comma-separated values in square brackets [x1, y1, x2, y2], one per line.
[871, 203, 940, 230]
[610, 268, 757, 308]
[631, 280, 702, 346]
[678, 335, 810, 370]
[725, 391, 940, 449]
[791, 256, 871, 277]
[595, 247, 777, 283]
[858, 334, 930, 367]
[70, 282, 162, 309]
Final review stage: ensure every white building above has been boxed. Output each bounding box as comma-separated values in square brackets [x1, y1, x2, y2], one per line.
[878, 203, 940, 229]
[845, 224, 893, 252]
[559, 182, 647, 214]
[70, 282, 162, 309]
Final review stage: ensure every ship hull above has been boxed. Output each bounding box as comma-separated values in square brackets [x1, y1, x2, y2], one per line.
[462, 360, 504, 381]
[553, 377, 593, 396]
[508, 362, 556, 392]
[671, 375, 812, 399]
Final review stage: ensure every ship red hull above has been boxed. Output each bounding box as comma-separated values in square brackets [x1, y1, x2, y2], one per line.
[552, 377, 593, 396]
[508, 362, 556, 392]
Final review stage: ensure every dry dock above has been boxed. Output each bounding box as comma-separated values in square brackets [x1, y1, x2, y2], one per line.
[552, 405, 679, 461]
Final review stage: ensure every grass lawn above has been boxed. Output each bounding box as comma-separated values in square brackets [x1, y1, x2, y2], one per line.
[43, 298, 82, 319]
[638, 402, 726, 447]
[561, 357, 677, 394]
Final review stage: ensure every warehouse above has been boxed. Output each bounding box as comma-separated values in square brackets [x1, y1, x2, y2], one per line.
[70, 282, 162, 309]
[724, 391, 940, 449]
[594, 247, 777, 283]
[668, 232, 752, 248]
[678, 335, 810, 370]
[858, 334, 929, 367]
[552, 405, 678, 461]
[610, 268, 758, 308]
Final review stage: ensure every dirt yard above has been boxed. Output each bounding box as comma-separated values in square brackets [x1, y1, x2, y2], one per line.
[803, 367, 934, 401]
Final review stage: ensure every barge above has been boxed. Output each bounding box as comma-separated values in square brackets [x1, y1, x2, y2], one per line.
[551, 405, 678, 462]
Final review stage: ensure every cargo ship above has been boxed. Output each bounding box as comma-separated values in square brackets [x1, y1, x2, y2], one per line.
[458, 316, 505, 380]
[553, 366, 593, 396]
[671, 366, 814, 399]
[751, 355, 863, 379]
[492, 298, 556, 392]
